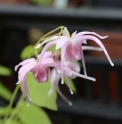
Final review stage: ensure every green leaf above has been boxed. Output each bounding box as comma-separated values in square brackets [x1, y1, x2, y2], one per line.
[5, 119, 23, 124]
[0, 121, 1, 124]
[26, 72, 57, 110]
[48, 45, 56, 52]
[0, 120, 3, 124]
[0, 82, 12, 101]
[18, 102, 52, 124]
[20, 45, 42, 60]
[30, 0, 53, 6]
[77, 61, 81, 68]
[0, 65, 12, 76]
[64, 78, 77, 93]
[21, 45, 33, 59]
[0, 107, 13, 116]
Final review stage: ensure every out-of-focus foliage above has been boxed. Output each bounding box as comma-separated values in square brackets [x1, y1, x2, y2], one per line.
[18, 102, 52, 124]
[0, 107, 13, 116]
[20, 45, 42, 60]
[26, 72, 57, 110]
[5, 119, 23, 124]
[48, 45, 56, 52]
[0, 82, 12, 101]
[64, 78, 77, 93]
[0, 65, 12, 76]
[0, 66, 12, 101]
[30, 0, 53, 6]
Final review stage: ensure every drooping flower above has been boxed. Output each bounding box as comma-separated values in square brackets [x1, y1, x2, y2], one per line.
[15, 51, 56, 103]
[48, 61, 81, 106]
[35, 27, 114, 85]
[15, 26, 114, 106]
[48, 46, 103, 105]
[15, 45, 99, 105]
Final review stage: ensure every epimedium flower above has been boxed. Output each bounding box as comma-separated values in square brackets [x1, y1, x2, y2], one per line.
[15, 51, 57, 103]
[14, 26, 114, 107]
[58, 28, 114, 84]
[48, 61, 81, 106]
[35, 27, 114, 85]
[48, 46, 103, 105]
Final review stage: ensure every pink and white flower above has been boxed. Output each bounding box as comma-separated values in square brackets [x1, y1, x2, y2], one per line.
[48, 61, 81, 106]
[15, 27, 114, 105]
[15, 51, 56, 102]
[48, 46, 102, 105]
[35, 27, 114, 85]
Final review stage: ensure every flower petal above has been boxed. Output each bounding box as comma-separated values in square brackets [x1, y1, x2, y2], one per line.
[41, 51, 55, 65]
[56, 36, 69, 50]
[31, 66, 49, 83]
[65, 44, 75, 61]
[72, 39, 82, 60]
[62, 27, 70, 37]
[38, 40, 57, 64]
[35, 36, 59, 49]
[48, 69, 59, 96]
[82, 46, 102, 51]
[71, 31, 77, 37]
[71, 70, 96, 82]
[17, 62, 36, 84]
[75, 31, 108, 39]
[21, 78, 31, 105]
[65, 61, 80, 73]
[54, 75, 72, 106]
[15, 58, 35, 71]
[80, 49, 87, 75]
[82, 35, 114, 66]
[61, 41, 71, 84]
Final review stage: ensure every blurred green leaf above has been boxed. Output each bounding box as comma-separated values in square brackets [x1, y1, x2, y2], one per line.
[20, 45, 33, 59]
[64, 78, 77, 93]
[0, 65, 12, 76]
[30, 0, 53, 6]
[77, 61, 81, 68]
[20, 45, 42, 60]
[5, 119, 23, 124]
[26, 72, 57, 110]
[0, 82, 12, 101]
[0, 107, 13, 116]
[48, 45, 56, 52]
[18, 102, 52, 124]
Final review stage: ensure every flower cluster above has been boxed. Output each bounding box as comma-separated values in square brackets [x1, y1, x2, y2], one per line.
[15, 27, 114, 105]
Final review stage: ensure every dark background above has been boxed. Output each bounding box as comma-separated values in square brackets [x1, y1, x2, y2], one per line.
[1, 0, 122, 124]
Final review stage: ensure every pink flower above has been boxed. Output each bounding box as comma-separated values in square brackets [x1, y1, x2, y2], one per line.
[48, 46, 104, 105]
[48, 62, 79, 106]
[58, 28, 114, 82]
[35, 27, 113, 85]
[48, 60, 96, 106]
[15, 51, 56, 102]
[48, 45, 104, 105]
[15, 26, 114, 106]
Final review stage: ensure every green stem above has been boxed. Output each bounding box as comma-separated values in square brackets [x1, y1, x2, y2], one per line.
[29, 32, 61, 58]
[6, 95, 24, 124]
[29, 27, 64, 59]
[34, 50, 39, 61]
[3, 84, 20, 124]
[11, 116, 18, 124]
[35, 26, 64, 47]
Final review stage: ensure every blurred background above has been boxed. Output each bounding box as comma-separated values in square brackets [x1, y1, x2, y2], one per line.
[0, 0, 122, 124]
